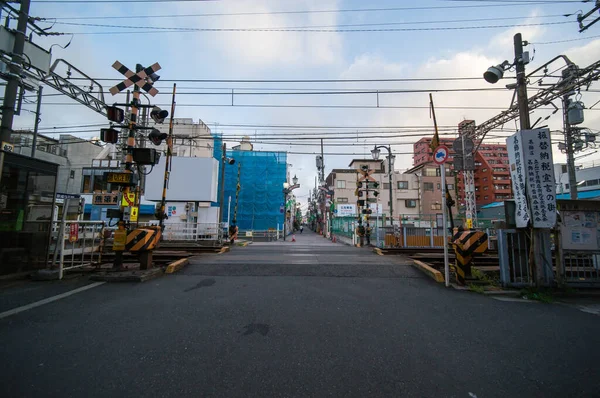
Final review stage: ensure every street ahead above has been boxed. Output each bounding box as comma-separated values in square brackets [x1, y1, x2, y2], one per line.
[1, 231, 599, 398]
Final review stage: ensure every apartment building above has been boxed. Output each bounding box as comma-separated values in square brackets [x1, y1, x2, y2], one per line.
[413, 121, 513, 208]
[403, 161, 458, 221]
[325, 159, 420, 223]
[456, 143, 512, 207]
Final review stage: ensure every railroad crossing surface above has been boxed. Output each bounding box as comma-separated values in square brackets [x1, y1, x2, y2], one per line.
[1, 231, 599, 397]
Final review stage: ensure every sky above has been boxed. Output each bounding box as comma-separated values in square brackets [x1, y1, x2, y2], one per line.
[6, 0, 600, 206]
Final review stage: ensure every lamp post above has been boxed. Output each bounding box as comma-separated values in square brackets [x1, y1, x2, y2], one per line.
[283, 175, 299, 241]
[218, 143, 236, 241]
[371, 145, 395, 225]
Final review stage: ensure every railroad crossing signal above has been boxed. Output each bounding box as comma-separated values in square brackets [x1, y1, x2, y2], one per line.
[109, 61, 161, 96]
[357, 167, 376, 182]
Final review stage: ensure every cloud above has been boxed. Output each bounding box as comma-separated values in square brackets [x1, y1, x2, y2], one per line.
[173, 0, 343, 70]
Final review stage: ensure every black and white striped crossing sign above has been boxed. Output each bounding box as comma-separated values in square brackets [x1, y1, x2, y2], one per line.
[109, 61, 161, 96]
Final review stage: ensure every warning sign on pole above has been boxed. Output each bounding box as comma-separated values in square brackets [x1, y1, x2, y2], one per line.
[130, 206, 139, 222]
[69, 223, 79, 243]
[121, 192, 136, 207]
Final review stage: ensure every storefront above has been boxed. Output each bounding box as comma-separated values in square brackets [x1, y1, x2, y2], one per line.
[0, 152, 58, 274]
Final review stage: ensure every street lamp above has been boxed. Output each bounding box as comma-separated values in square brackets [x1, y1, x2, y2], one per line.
[218, 143, 236, 242]
[372, 145, 394, 225]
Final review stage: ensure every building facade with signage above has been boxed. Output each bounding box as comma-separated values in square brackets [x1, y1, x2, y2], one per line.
[403, 161, 457, 224]
[325, 159, 421, 223]
[413, 122, 513, 209]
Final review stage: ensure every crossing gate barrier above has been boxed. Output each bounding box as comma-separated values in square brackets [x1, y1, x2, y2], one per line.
[451, 230, 488, 285]
[126, 227, 161, 252]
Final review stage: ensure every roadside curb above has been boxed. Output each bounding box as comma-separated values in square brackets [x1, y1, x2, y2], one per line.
[411, 260, 444, 283]
[90, 268, 163, 283]
[165, 258, 189, 274]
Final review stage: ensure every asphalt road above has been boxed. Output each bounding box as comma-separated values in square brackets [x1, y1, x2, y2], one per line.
[1, 232, 599, 398]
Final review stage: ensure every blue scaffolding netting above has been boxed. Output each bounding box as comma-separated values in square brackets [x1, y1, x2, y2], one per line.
[214, 136, 287, 231]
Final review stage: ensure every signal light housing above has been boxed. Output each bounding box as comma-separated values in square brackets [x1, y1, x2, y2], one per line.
[106, 106, 125, 123]
[150, 106, 169, 124]
[100, 128, 119, 144]
[148, 128, 168, 145]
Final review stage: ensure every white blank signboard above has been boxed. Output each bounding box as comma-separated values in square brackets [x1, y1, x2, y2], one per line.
[145, 156, 219, 202]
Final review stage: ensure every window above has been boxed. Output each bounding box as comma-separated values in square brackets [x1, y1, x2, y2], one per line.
[424, 168, 437, 177]
[367, 198, 377, 203]
[82, 175, 91, 193]
[483, 177, 488, 182]
[484, 186, 489, 191]
[398, 181, 409, 189]
[561, 165, 568, 174]
[336, 180, 346, 189]
[565, 183, 570, 189]
[424, 182, 434, 191]
[482, 168, 488, 172]
[431, 203, 442, 210]
[447, 184, 454, 190]
[405, 199, 417, 208]
[337, 197, 348, 203]
[484, 196, 489, 200]
[383, 183, 390, 189]
[70, 170, 75, 179]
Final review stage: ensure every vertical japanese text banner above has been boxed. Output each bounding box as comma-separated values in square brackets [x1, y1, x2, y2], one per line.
[521, 128, 557, 228]
[507, 132, 530, 228]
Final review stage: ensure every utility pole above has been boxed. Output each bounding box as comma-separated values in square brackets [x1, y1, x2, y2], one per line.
[562, 95, 578, 200]
[513, 33, 551, 287]
[0, 0, 30, 144]
[218, 142, 227, 226]
[514, 33, 531, 131]
[0, 0, 31, 180]
[31, 86, 43, 158]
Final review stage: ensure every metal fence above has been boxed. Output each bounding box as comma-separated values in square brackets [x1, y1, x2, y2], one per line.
[49, 220, 105, 279]
[561, 251, 600, 287]
[238, 230, 280, 242]
[135, 222, 224, 244]
[498, 229, 532, 287]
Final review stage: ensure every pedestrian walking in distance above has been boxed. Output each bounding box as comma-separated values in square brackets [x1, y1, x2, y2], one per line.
[300, 225, 304, 234]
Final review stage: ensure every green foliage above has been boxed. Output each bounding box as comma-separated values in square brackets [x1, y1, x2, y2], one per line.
[520, 288, 554, 303]
[468, 284, 485, 294]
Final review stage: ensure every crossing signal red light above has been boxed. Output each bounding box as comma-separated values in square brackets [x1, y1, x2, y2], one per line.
[100, 128, 119, 144]
[106, 106, 124, 123]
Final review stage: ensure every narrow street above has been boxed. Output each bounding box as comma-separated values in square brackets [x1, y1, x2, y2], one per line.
[1, 232, 598, 397]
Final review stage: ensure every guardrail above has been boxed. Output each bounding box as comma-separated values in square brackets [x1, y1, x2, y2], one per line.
[49, 220, 105, 279]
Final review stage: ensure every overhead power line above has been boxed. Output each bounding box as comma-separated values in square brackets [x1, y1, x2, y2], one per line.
[51, 14, 570, 30]
[36, 1, 579, 11]
[63, 21, 573, 35]
[34, 102, 600, 111]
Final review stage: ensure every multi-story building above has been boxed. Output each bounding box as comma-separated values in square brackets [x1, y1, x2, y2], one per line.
[456, 143, 512, 207]
[413, 122, 513, 209]
[10, 131, 104, 194]
[555, 163, 600, 195]
[403, 161, 457, 223]
[325, 159, 421, 223]
[150, 117, 214, 158]
[413, 137, 455, 167]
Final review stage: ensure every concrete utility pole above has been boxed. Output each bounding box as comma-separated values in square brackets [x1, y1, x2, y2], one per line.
[513, 33, 551, 287]
[0, 0, 31, 144]
[562, 95, 578, 200]
[31, 86, 43, 158]
[514, 33, 531, 132]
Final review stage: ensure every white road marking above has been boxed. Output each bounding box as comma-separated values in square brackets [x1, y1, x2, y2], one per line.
[0, 282, 105, 319]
